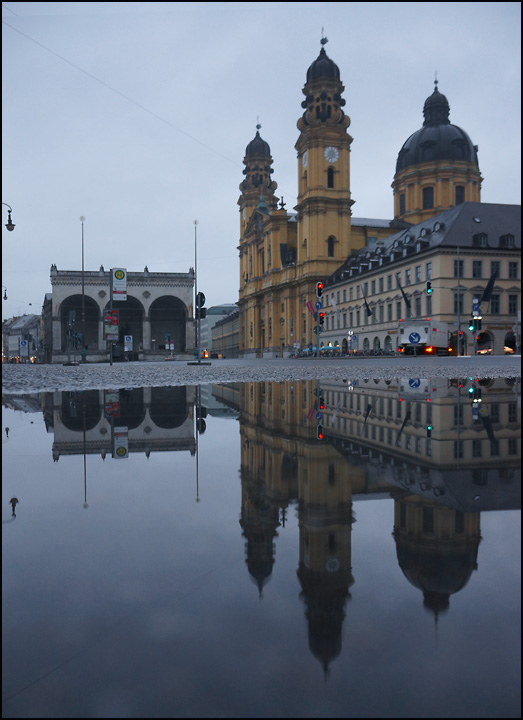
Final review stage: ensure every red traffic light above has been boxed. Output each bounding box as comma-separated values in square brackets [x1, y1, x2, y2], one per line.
[316, 282, 324, 298]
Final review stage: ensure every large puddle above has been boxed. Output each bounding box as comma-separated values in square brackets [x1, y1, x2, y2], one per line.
[2, 377, 521, 718]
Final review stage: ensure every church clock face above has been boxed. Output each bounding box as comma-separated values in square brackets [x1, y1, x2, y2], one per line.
[324, 146, 339, 163]
[302, 151, 308, 168]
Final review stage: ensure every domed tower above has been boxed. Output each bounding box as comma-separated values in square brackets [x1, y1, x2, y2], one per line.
[238, 124, 278, 235]
[392, 80, 482, 224]
[295, 38, 356, 276]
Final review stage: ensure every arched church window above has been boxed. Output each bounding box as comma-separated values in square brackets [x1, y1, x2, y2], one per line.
[422, 186, 434, 209]
[455, 185, 465, 204]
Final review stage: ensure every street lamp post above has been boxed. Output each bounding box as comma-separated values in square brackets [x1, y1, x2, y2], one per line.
[2, 203, 15, 231]
[194, 220, 202, 363]
[188, 220, 210, 366]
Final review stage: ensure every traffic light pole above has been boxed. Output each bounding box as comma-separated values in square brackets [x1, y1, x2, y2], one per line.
[315, 282, 324, 358]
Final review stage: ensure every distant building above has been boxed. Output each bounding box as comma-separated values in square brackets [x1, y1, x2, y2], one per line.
[2, 314, 41, 363]
[212, 310, 240, 358]
[198, 304, 237, 356]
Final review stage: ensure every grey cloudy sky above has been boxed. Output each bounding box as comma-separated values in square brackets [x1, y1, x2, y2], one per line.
[2, 2, 521, 317]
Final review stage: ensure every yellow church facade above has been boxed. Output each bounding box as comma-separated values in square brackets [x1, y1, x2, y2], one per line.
[235, 40, 517, 359]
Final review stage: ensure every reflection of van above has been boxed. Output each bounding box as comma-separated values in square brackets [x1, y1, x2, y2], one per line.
[201, 349, 209, 359]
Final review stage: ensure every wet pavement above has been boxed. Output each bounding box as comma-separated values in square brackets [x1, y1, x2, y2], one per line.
[2, 355, 521, 395]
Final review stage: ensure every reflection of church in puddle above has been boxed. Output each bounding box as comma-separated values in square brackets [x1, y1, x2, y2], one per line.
[21, 376, 520, 673]
[215, 376, 520, 671]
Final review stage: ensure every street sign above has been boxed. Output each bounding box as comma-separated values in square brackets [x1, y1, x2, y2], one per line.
[113, 426, 129, 458]
[472, 303, 480, 314]
[409, 332, 421, 344]
[315, 301, 322, 310]
[124, 335, 133, 352]
[104, 309, 119, 340]
[112, 268, 127, 302]
[315, 412, 323, 421]
[408, 379, 421, 388]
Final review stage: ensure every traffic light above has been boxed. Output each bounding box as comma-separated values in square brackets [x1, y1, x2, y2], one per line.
[468, 319, 475, 331]
[474, 317, 482, 331]
[319, 312, 325, 327]
[425, 281, 433, 295]
[316, 424, 324, 440]
[316, 282, 324, 299]
[426, 425, 432, 439]
[196, 291, 206, 320]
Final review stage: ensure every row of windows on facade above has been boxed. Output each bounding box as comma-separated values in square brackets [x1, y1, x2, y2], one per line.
[322, 391, 518, 425]
[327, 259, 520, 306]
[327, 415, 518, 460]
[322, 292, 519, 331]
[249, 288, 517, 338]
[399, 186, 466, 214]
[322, 415, 518, 461]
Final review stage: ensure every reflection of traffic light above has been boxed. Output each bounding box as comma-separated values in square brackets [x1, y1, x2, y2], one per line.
[316, 282, 324, 298]
[425, 281, 433, 295]
[468, 382, 482, 402]
[196, 405, 207, 433]
[316, 424, 324, 440]
[319, 395, 325, 410]
[319, 312, 325, 326]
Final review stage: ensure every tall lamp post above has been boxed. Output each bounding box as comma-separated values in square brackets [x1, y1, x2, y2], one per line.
[2, 203, 15, 231]
[188, 220, 210, 366]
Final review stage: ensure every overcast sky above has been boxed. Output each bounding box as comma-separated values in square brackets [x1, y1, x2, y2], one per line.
[2, 2, 521, 318]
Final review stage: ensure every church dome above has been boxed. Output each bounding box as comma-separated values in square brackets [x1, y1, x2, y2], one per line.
[395, 83, 479, 172]
[245, 128, 271, 157]
[306, 42, 341, 83]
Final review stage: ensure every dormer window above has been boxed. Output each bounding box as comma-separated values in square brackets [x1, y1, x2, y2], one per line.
[473, 233, 488, 248]
[433, 221, 444, 232]
[500, 234, 515, 248]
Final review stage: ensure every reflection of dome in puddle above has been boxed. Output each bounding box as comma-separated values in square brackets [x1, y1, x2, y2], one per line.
[395, 533, 480, 620]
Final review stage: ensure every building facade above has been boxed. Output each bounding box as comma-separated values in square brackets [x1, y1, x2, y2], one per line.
[47, 265, 195, 363]
[320, 202, 520, 356]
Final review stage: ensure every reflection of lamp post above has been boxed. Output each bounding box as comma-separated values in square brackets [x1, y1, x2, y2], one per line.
[80, 217, 86, 350]
[2, 286, 7, 300]
[2, 203, 15, 231]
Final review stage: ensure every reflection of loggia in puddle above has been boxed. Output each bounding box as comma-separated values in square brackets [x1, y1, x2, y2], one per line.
[47, 387, 199, 460]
